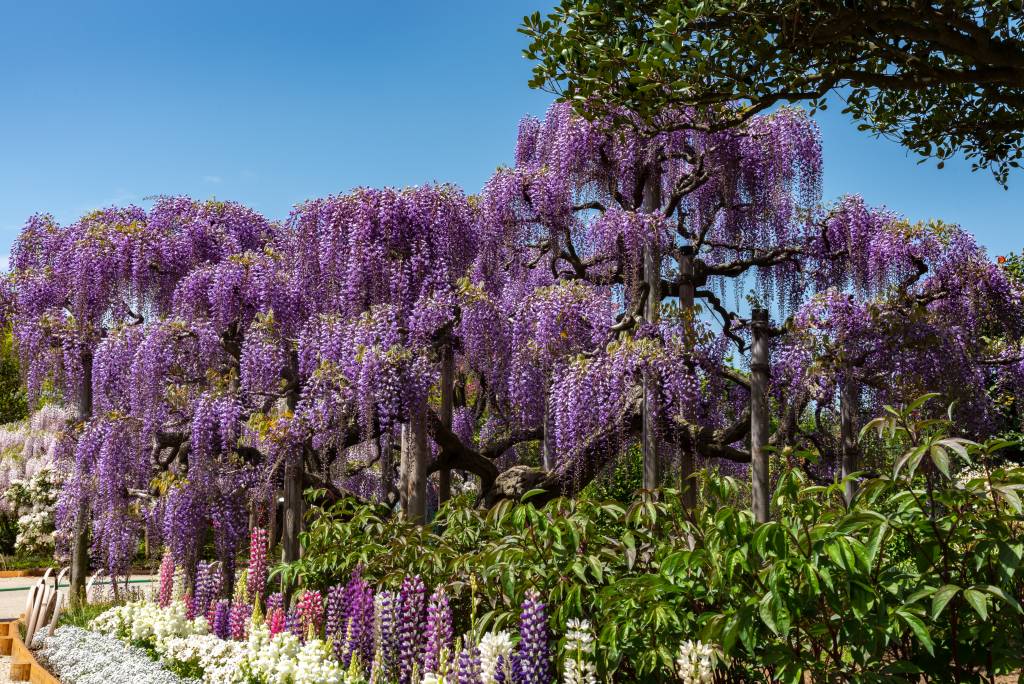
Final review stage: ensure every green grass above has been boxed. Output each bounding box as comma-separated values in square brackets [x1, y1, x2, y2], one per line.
[58, 600, 117, 629]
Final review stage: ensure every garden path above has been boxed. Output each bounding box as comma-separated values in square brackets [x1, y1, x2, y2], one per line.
[0, 575, 156, 620]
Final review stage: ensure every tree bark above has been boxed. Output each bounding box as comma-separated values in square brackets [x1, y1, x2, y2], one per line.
[750, 308, 771, 524]
[70, 351, 93, 609]
[677, 245, 697, 509]
[437, 345, 454, 505]
[840, 378, 860, 507]
[641, 165, 662, 491]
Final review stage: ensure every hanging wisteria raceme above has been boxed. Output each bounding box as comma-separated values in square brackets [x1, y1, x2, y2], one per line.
[776, 202, 1024, 450]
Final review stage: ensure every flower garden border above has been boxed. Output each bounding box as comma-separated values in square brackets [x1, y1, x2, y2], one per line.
[0, 618, 61, 684]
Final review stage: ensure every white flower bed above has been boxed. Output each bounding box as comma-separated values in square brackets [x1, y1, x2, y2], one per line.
[242, 622, 344, 684]
[86, 600, 345, 684]
[90, 599, 208, 647]
[34, 625, 194, 684]
[53, 597, 709, 683]
[160, 633, 245, 684]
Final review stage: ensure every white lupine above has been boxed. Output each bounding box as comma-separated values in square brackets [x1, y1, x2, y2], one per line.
[478, 630, 515, 684]
[293, 638, 344, 684]
[675, 640, 718, 684]
[562, 619, 597, 684]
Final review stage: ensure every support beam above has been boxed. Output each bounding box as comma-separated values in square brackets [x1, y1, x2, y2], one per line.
[437, 345, 454, 505]
[840, 378, 860, 507]
[750, 308, 771, 524]
[281, 458, 302, 601]
[400, 410, 428, 523]
[69, 352, 92, 609]
[641, 165, 662, 492]
[677, 245, 697, 509]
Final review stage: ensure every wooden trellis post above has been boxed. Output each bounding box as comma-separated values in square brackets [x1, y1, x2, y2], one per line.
[750, 308, 771, 523]
[400, 410, 428, 523]
[438, 344, 454, 505]
[840, 379, 861, 506]
[678, 245, 697, 509]
[70, 351, 93, 609]
[641, 166, 662, 492]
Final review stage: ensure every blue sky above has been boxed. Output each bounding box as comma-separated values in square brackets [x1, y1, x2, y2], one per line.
[1, 1, 1020, 266]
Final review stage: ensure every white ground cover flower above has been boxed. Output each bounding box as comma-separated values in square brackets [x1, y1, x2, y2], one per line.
[34, 625, 193, 684]
[675, 640, 719, 684]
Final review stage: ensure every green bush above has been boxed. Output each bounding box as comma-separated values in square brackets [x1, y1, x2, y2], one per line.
[281, 401, 1024, 682]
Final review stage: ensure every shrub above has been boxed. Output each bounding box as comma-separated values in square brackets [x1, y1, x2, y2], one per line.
[281, 402, 1024, 682]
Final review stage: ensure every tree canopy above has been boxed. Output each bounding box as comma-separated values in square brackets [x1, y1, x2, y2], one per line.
[521, 0, 1024, 184]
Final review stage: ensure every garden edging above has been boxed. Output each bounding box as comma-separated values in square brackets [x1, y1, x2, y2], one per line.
[0, 618, 60, 684]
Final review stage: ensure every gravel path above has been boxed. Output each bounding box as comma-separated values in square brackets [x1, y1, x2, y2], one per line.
[0, 652, 11, 684]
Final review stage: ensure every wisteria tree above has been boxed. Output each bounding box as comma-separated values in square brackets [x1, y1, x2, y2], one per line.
[4, 103, 1022, 587]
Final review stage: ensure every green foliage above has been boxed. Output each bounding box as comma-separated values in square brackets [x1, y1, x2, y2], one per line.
[1000, 252, 1024, 286]
[581, 443, 643, 503]
[283, 400, 1023, 681]
[0, 512, 17, 555]
[522, 0, 1024, 184]
[0, 553, 56, 570]
[0, 327, 27, 424]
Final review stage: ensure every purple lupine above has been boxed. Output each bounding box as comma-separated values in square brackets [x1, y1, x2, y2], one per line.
[325, 584, 346, 639]
[423, 587, 454, 674]
[246, 527, 269, 603]
[376, 590, 400, 680]
[398, 576, 427, 684]
[266, 592, 285, 616]
[297, 590, 324, 638]
[341, 571, 375, 668]
[513, 590, 552, 684]
[286, 607, 303, 639]
[189, 561, 216, 621]
[229, 601, 251, 640]
[213, 599, 231, 640]
[199, 563, 224, 624]
[457, 645, 483, 684]
[495, 655, 510, 683]
[157, 551, 174, 608]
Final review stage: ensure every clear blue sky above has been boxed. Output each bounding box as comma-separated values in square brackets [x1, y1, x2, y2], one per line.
[1, 1, 1020, 267]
